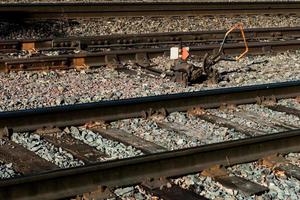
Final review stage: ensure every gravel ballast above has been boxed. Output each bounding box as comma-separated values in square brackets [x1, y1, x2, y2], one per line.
[278, 98, 300, 110]
[0, 162, 17, 179]
[111, 117, 204, 150]
[67, 126, 144, 160]
[173, 158, 300, 200]
[1, 14, 299, 39]
[11, 132, 84, 168]
[0, 51, 299, 112]
[237, 104, 300, 128]
[209, 108, 281, 133]
[110, 113, 244, 151]
[229, 162, 300, 200]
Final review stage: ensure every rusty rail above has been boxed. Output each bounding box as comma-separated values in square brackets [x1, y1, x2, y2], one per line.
[0, 81, 299, 199]
[1, 128, 300, 200]
[0, 39, 299, 72]
[0, 80, 299, 132]
[1, 27, 299, 53]
[0, 2, 299, 20]
[1, 27, 299, 72]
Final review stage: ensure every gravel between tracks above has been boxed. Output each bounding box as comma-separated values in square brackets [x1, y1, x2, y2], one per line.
[0, 51, 299, 112]
[110, 112, 244, 151]
[110, 102, 300, 151]
[238, 104, 300, 128]
[11, 132, 84, 168]
[113, 186, 151, 200]
[173, 157, 300, 200]
[286, 153, 300, 168]
[0, 162, 17, 179]
[111, 117, 203, 150]
[229, 161, 300, 200]
[0, 140, 18, 179]
[278, 98, 300, 110]
[67, 126, 144, 160]
[1, 14, 299, 39]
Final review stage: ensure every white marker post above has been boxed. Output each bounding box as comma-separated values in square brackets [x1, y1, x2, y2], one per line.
[170, 47, 179, 60]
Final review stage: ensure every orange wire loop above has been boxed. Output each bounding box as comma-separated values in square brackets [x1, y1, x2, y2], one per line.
[219, 23, 249, 61]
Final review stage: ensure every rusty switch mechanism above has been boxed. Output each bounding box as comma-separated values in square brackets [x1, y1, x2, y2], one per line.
[171, 23, 249, 85]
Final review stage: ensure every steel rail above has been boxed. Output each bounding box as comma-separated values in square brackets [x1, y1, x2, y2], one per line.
[0, 80, 299, 132]
[1, 27, 299, 53]
[0, 2, 299, 20]
[1, 129, 300, 200]
[1, 39, 299, 72]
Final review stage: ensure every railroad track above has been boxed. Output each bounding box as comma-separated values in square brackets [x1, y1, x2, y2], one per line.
[0, 27, 299, 73]
[1, 27, 299, 53]
[0, 81, 300, 199]
[0, 2, 299, 20]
